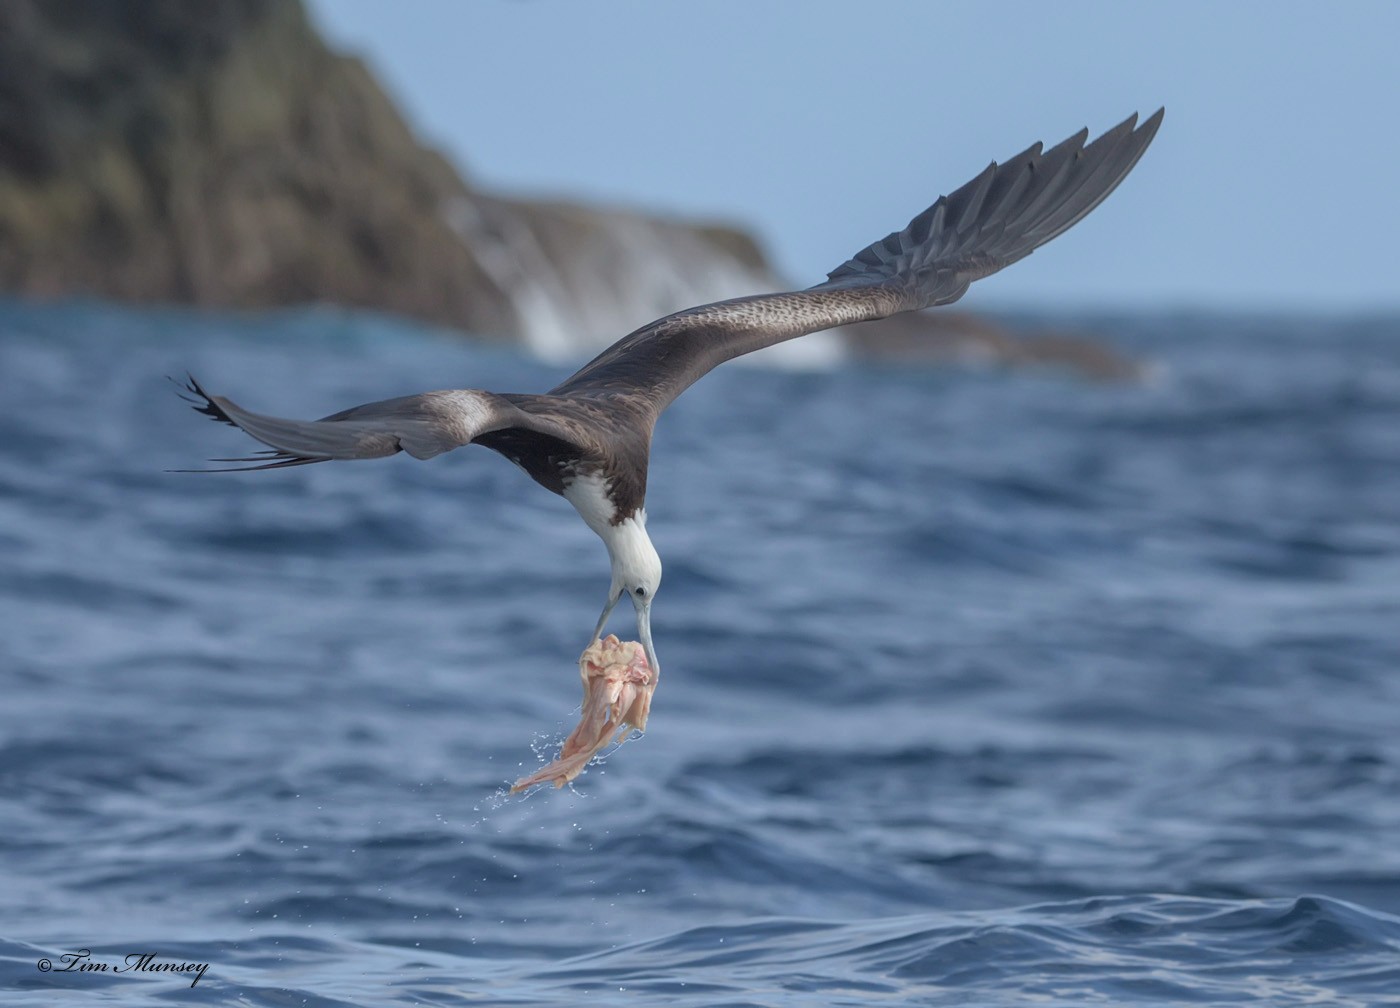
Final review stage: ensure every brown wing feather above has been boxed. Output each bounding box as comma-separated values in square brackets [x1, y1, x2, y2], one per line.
[176, 377, 590, 473]
[553, 110, 1162, 416]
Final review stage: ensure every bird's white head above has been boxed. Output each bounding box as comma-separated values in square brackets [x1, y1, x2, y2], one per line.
[606, 512, 662, 603]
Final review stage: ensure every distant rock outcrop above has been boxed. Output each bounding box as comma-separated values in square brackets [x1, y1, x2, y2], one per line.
[0, 0, 1138, 377]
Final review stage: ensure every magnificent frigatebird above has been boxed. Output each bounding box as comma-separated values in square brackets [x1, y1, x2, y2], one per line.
[181, 111, 1162, 689]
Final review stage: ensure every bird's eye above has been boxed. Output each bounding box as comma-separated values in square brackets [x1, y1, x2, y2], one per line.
[634, 587, 647, 597]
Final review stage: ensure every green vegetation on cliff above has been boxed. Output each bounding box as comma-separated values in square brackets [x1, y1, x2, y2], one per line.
[0, 0, 1136, 377]
[0, 0, 772, 345]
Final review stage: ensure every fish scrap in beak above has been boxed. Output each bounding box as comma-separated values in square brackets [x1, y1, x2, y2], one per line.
[511, 634, 655, 792]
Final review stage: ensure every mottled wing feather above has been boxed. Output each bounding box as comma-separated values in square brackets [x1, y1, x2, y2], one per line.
[549, 284, 903, 405]
[554, 110, 1162, 415]
[176, 376, 568, 471]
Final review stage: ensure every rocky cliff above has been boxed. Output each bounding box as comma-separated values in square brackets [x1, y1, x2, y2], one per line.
[0, 0, 1136, 377]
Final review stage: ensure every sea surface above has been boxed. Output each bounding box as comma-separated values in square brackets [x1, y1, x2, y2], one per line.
[1, 301, 1399, 1006]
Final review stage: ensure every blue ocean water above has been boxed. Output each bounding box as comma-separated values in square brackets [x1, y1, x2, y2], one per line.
[1, 300, 1399, 1006]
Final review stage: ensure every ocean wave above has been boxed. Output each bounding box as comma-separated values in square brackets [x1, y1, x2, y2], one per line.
[2, 303, 1399, 1005]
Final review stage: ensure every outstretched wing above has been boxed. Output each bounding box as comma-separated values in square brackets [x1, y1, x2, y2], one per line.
[175, 376, 563, 471]
[553, 110, 1162, 414]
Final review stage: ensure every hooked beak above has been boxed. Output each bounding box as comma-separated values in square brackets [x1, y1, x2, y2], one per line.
[592, 591, 660, 678]
[631, 593, 661, 679]
[591, 593, 619, 643]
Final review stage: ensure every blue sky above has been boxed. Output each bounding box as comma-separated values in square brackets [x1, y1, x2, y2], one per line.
[308, 1, 1399, 312]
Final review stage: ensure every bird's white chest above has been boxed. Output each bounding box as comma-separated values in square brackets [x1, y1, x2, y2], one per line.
[561, 471, 619, 536]
[562, 472, 655, 586]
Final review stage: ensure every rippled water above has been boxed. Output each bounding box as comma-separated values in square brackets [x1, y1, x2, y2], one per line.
[2, 301, 1398, 1005]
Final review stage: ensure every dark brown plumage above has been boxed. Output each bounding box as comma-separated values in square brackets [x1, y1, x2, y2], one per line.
[182, 111, 1163, 526]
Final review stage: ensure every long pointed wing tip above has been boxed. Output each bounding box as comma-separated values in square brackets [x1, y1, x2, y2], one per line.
[171, 372, 244, 429]
[167, 455, 327, 473]
[1130, 108, 1166, 142]
[169, 371, 206, 397]
[1141, 107, 1165, 139]
[1092, 109, 1164, 149]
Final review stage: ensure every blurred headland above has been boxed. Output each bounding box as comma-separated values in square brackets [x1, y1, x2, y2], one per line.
[0, 0, 1139, 377]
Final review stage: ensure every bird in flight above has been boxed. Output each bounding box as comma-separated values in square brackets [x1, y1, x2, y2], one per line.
[181, 111, 1162, 744]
